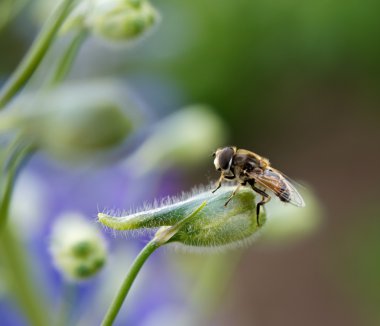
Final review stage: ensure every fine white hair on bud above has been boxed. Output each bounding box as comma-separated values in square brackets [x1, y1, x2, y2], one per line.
[98, 185, 266, 252]
[49, 212, 107, 281]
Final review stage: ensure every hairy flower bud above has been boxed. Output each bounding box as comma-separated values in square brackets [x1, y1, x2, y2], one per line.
[99, 186, 265, 251]
[50, 212, 107, 281]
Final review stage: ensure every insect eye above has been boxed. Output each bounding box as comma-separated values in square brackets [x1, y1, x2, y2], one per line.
[217, 168, 221, 172]
[218, 148, 233, 170]
[212, 152, 216, 158]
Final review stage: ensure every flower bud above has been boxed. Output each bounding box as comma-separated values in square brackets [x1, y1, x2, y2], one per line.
[123, 105, 227, 176]
[49, 212, 107, 281]
[260, 187, 322, 245]
[99, 186, 265, 251]
[85, 0, 159, 41]
[3, 79, 139, 161]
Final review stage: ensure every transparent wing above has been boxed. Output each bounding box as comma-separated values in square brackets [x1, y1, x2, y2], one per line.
[250, 168, 305, 207]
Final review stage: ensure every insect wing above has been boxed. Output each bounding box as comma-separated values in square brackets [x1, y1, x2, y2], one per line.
[252, 169, 305, 207]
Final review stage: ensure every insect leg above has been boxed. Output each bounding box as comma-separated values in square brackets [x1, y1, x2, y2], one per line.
[248, 180, 270, 226]
[224, 182, 246, 206]
[256, 195, 271, 226]
[224, 184, 241, 206]
[250, 183, 267, 197]
[212, 175, 223, 193]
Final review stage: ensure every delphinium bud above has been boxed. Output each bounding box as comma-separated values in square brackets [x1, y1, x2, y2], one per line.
[260, 188, 322, 245]
[0, 79, 138, 161]
[56, 0, 159, 41]
[99, 185, 265, 251]
[123, 105, 227, 176]
[49, 212, 107, 281]
[86, 0, 159, 41]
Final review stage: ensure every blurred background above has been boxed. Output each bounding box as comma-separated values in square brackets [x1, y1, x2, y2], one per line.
[0, 0, 380, 325]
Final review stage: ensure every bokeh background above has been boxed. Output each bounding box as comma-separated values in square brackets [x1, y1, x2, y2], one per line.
[1, 0, 380, 325]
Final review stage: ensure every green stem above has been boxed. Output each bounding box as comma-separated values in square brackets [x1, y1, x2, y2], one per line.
[0, 0, 76, 109]
[100, 202, 206, 325]
[50, 29, 88, 85]
[0, 227, 51, 326]
[0, 144, 35, 232]
[0, 132, 23, 171]
[101, 240, 160, 326]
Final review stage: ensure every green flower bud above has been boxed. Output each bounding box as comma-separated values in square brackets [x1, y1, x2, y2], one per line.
[85, 0, 159, 41]
[99, 186, 265, 251]
[50, 212, 107, 281]
[260, 187, 322, 245]
[123, 105, 227, 176]
[2, 79, 139, 161]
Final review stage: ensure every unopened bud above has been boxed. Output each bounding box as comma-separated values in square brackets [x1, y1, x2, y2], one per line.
[4, 79, 138, 161]
[99, 186, 265, 251]
[123, 105, 227, 176]
[260, 188, 322, 245]
[85, 0, 159, 41]
[49, 212, 107, 281]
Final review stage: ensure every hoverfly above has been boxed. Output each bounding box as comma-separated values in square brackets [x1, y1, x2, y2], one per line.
[212, 146, 305, 226]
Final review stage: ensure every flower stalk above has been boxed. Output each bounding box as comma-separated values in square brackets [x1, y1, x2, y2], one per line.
[100, 239, 159, 326]
[0, 227, 51, 325]
[50, 29, 88, 86]
[0, 0, 76, 109]
[0, 144, 35, 232]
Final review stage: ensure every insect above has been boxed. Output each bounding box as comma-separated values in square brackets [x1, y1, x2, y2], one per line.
[212, 146, 305, 226]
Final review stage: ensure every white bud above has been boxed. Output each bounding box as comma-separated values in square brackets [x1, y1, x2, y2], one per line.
[49, 212, 107, 281]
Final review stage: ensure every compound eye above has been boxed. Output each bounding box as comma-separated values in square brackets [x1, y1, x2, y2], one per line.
[217, 168, 222, 172]
[218, 148, 234, 170]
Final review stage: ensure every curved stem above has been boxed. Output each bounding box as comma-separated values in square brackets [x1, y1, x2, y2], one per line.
[0, 227, 51, 326]
[0, 132, 23, 171]
[50, 29, 88, 86]
[0, 0, 76, 109]
[0, 144, 35, 232]
[101, 240, 160, 326]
